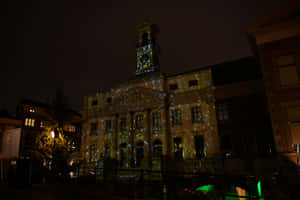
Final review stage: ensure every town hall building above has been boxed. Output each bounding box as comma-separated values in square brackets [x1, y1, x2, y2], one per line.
[80, 21, 220, 171]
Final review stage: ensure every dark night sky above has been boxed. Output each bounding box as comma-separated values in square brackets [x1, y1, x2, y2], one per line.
[2, 0, 285, 113]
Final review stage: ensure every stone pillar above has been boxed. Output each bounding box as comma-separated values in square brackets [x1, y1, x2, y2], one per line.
[114, 114, 119, 159]
[130, 111, 135, 167]
[164, 94, 172, 157]
[146, 109, 152, 170]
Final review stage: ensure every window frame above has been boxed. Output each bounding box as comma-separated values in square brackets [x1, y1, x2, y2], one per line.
[191, 106, 203, 123]
[171, 109, 182, 126]
[135, 115, 144, 129]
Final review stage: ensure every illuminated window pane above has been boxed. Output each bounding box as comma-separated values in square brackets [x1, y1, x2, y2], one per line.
[25, 118, 29, 126]
[31, 119, 35, 127]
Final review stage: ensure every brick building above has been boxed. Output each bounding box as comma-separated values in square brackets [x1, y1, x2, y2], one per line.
[248, 1, 300, 165]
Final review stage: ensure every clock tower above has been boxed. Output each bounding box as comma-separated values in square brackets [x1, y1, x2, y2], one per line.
[135, 20, 160, 76]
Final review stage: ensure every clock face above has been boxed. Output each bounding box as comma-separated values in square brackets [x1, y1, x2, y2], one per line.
[141, 53, 149, 65]
[136, 44, 153, 74]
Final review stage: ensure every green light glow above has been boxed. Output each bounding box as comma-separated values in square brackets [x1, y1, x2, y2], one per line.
[195, 185, 214, 192]
[257, 181, 265, 200]
[257, 181, 262, 197]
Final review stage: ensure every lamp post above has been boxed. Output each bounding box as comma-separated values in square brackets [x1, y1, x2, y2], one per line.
[296, 143, 299, 169]
[51, 130, 57, 174]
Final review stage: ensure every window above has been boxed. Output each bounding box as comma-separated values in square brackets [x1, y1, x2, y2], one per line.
[40, 121, 44, 128]
[69, 125, 76, 132]
[220, 135, 232, 150]
[90, 144, 96, 162]
[92, 100, 98, 106]
[29, 108, 35, 113]
[277, 54, 298, 86]
[25, 118, 35, 127]
[90, 122, 97, 134]
[191, 106, 203, 123]
[171, 109, 182, 126]
[106, 97, 112, 103]
[189, 80, 198, 87]
[120, 118, 127, 132]
[153, 140, 162, 159]
[217, 103, 229, 121]
[135, 115, 144, 129]
[174, 137, 183, 160]
[169, 83, 178, 90]
[194, 135, 204, 159]
[136, 141, 144, 167]
[152, 112, 161, 129]
[105, 120, 112, 133]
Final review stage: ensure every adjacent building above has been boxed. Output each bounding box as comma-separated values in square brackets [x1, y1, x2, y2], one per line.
[0, 110, 22, 183]
[248, 1, 300, 166]
[212, 57, 275, 175]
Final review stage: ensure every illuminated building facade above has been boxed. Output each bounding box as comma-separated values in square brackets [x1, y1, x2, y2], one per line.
[81, 21, 219, 171]
[248, 2, 300, 165]
[0, 110, 22, 183]
[17, 99, 82, 158]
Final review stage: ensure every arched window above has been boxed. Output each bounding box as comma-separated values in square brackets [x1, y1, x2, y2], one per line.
[136, 141, 144, 167]
[153, 139, 162, 159]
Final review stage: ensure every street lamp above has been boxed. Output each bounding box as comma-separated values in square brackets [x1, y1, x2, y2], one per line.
[51, 130, 55, 139]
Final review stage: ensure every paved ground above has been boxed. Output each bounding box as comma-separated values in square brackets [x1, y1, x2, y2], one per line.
[0, 184, 160, 200]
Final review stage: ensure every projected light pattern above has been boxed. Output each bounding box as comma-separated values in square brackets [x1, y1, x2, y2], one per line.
[81, 68, 219, 171]
[81, 21, 219, 172]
